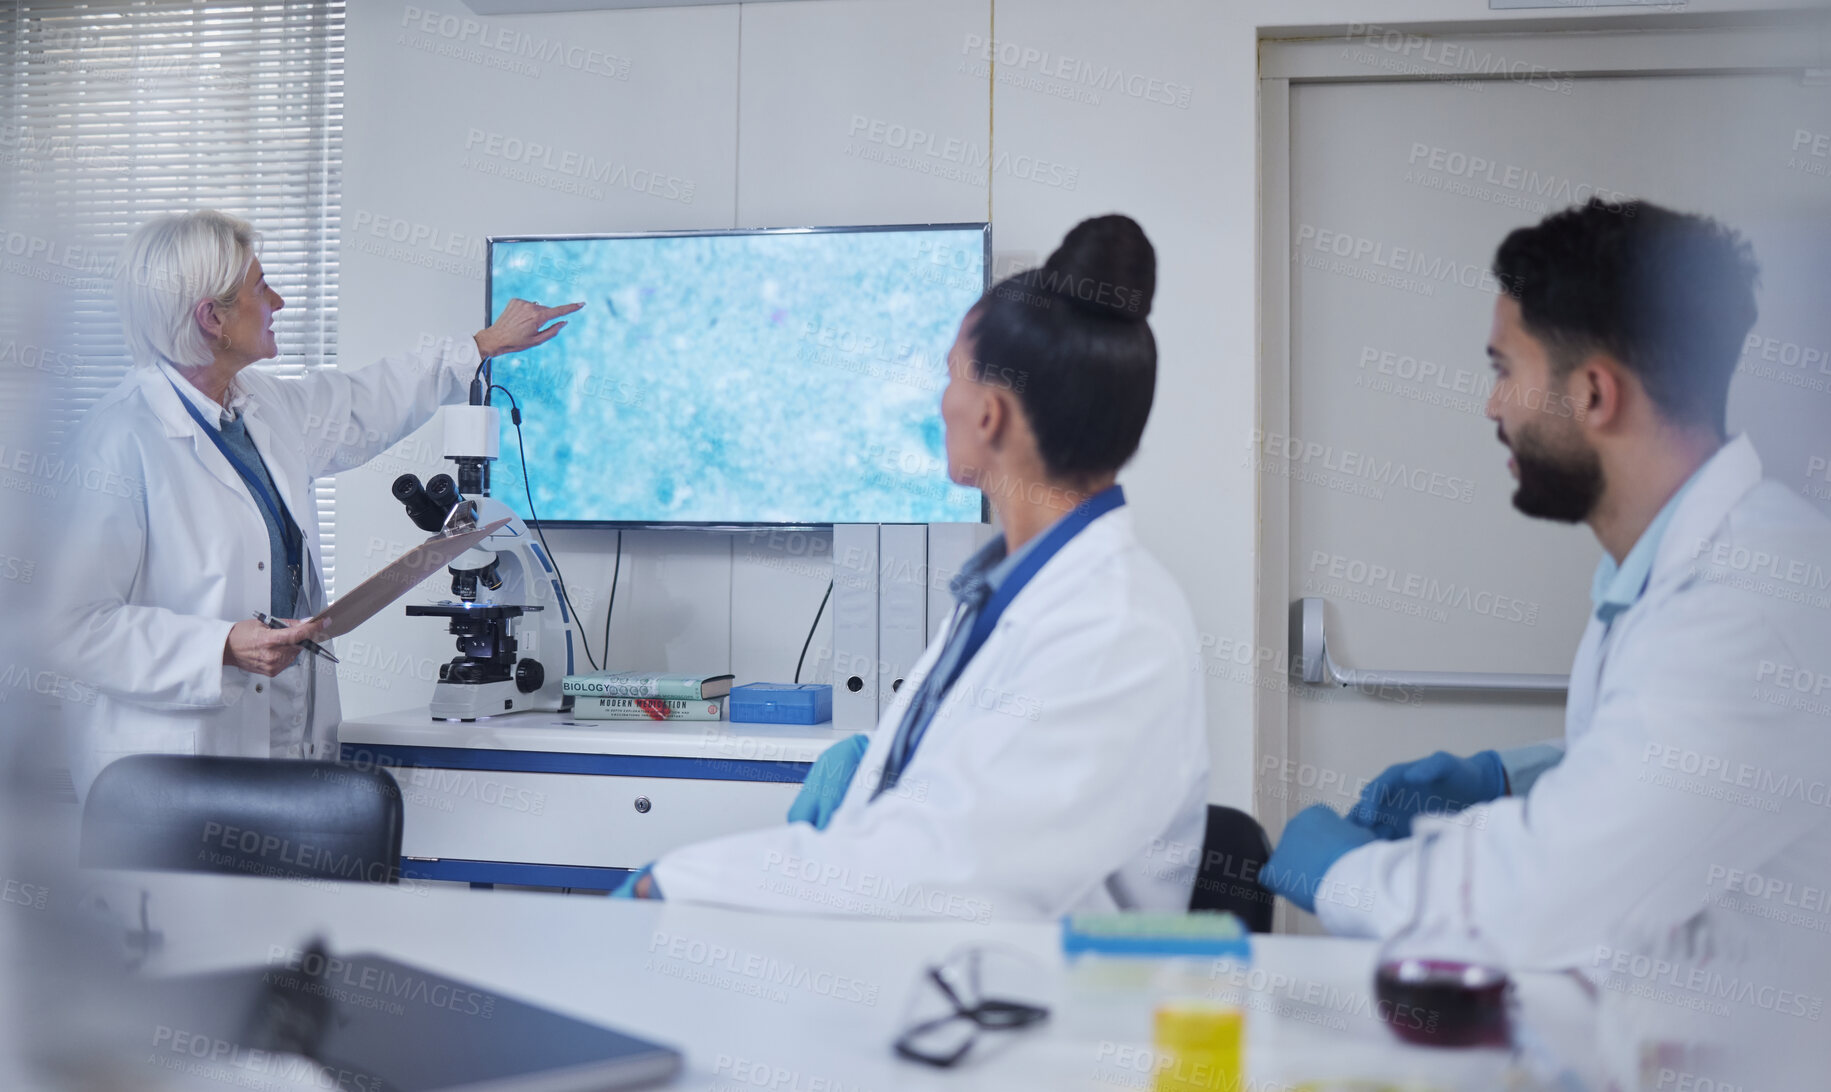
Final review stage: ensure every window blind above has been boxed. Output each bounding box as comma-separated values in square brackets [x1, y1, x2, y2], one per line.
[0, 0, 344, 590]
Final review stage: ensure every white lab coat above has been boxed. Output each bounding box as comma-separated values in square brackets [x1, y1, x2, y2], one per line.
[45, 338, 480, 798]
[652, 506, 1212, 920]
[1316, 436, 1831, 973]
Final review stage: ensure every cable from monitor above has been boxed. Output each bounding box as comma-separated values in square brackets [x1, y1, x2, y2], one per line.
[601, 531, 622, 667]
[794, 580, 834, 685]
[492, 382, 600, 673]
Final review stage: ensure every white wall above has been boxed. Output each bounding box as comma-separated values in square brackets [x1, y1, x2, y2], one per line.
[338, 0, 1790, 808]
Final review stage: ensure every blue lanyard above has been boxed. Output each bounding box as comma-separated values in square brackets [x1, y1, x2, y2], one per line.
[166, 377, 303, 577]
[872, 484, 1127, 799]
[933, 484, 1127, 701]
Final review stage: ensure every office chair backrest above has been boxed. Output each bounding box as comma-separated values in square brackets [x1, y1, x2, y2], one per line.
[1188, 804, 1276, 932]
[81, 754, 403, 884]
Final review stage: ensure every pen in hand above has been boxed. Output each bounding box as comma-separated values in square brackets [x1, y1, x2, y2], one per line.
[252, 611, 340, 664]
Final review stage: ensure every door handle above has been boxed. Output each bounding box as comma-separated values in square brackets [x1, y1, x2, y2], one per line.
[1290, 597, 1569, 694]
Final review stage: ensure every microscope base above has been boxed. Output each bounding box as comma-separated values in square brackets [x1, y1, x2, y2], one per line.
[428, 679, 560, 721]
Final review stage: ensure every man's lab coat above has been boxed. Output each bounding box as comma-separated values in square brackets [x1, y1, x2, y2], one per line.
[1316, 436, 1831, 973]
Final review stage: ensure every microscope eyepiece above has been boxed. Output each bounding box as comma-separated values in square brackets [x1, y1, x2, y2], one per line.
[425, 473, 465, 512]
[393, 474, 448, 533]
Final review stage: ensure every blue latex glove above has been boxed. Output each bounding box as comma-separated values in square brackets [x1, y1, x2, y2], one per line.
[1346, 750, 1506, 840]
[786, 733, 869, 830]
[611, 863, 660, 899]
[1262, 804, 1379, 915]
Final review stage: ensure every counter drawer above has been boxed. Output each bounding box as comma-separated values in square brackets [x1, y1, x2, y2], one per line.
[384, 765, 800, 870]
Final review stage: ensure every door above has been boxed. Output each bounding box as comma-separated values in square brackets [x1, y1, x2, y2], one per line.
[1260, 29, 1831, 929]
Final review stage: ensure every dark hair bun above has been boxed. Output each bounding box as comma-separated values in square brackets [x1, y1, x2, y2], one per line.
[1038, 214, 1156, 321]
[968, 213, 1159, 481]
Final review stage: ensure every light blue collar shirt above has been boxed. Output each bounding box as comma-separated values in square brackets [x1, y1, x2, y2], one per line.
[1589, 470, 1703, 627]
[1502, 462, 1707, 796]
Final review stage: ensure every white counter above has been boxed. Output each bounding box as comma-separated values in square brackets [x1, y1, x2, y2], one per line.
[341, 706, 854, 763]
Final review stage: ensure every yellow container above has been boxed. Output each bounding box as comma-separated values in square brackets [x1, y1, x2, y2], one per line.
[1153, 1002, 1244, 1092]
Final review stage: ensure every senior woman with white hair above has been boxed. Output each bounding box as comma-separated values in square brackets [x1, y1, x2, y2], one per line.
[46, 209, 580, 797]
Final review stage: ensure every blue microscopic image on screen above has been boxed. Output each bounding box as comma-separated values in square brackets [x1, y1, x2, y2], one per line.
[487, 227, 989, 525]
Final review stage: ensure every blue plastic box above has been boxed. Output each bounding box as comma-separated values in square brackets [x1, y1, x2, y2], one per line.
[727, 683, 833, 725]
[1061, 912, 1251, 960]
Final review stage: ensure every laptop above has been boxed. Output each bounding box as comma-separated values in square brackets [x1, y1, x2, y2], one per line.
[134, 948, 681, 1091]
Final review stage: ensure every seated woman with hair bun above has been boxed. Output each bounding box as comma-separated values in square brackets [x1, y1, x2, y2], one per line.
[624, 215, 1211, 919]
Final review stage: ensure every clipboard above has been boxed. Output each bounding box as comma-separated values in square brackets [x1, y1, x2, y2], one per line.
[308, 517, 512, 639]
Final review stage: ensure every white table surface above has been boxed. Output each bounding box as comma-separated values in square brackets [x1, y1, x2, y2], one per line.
[113, 872, 1603, 1091]
[341, 708, 852, 763]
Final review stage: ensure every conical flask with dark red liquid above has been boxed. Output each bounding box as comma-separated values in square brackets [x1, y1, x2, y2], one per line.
[1372, 826, 1514, 1048]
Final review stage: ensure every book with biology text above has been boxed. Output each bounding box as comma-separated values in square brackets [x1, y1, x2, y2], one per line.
[561, 672, 735, 700]
[568, 697, 725, 722]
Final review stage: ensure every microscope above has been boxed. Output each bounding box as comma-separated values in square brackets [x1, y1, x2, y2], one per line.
[392, 381, 574, 721]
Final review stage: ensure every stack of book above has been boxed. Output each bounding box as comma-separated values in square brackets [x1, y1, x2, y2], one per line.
[561, 671, 735, 722]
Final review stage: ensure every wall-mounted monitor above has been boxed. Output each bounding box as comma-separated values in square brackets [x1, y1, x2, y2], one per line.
[485, 224, 990, 527]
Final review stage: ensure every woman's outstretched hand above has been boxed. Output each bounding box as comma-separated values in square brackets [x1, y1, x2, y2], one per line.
[474, 298, 584, 358]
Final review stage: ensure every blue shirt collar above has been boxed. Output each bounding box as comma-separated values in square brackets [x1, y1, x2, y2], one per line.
[949, 526, 1041, 611]
[1589, 471, 1701, 624]
[948, 485, 1122, 609]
